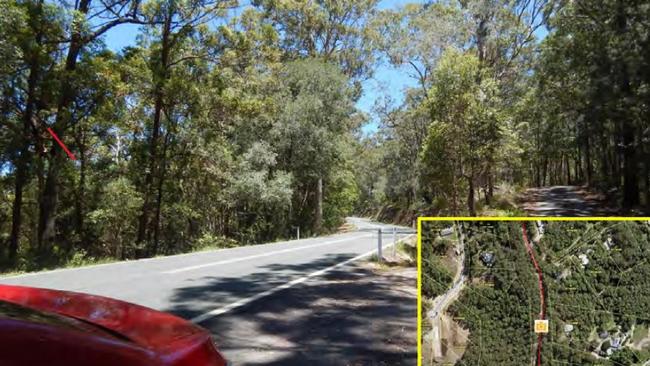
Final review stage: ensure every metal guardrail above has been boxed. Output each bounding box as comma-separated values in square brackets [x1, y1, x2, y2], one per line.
[356, 228, 416, 235]
[358, 227, 416, 262]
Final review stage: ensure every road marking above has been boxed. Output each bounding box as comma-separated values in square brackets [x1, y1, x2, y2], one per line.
[163, 234, 373, 274]
[0, 232, 363, 280]
[190, 234, 414, 324]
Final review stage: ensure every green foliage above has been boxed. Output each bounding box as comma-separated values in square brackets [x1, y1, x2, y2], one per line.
[420, 49, 503, 215]
[609, 348, 647, 365]
[193, 233, 239, 251]
[88, 178, 144, 259]
[254, 0, 378, 78]
[423, 221, 650, 365]
[0, 0, 26, 77]
[359, 0, 650, 219]
[420, 221, 454, 298]
[64, 250, 95, 268]
[0, 1, 372, 272]
[272, 58, 360, 234]
[323, 169, 360, 229]
[516, 0, 650, 208]
[421, 254, 452, 299]
[228, 142, 292, 208]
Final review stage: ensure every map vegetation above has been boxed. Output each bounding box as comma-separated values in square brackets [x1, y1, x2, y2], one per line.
[421, 220, 650, 366]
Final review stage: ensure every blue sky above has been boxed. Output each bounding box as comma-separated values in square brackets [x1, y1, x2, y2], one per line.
[102, 0, 420, 134]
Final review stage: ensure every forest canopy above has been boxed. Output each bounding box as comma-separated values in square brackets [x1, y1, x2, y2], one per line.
[357, 0, 650, 217]
[0, 0, 375, 271]
[437, 221, 650, 365]
[1, 0, 649, 271]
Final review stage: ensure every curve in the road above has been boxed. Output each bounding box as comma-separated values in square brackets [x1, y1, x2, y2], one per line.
[0, 218, 412, 325]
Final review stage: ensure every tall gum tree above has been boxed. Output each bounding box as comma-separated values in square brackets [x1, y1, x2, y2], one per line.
[254, 0, 377, 232]
[420, 49, 503, 216]
[37, 0, 149, 248]
[135, 0, 237, 254]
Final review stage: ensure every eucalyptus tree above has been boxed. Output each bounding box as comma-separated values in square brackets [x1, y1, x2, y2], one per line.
[134, 0, 237, 253]
[36, 0, 150, 248]
[253, 0, 379, 79]
[369, 1, 468, 96]
[3, 0, 66, 260]
[249, 0, 378, 231]
[420, 49, 503, 215]
[271, 59, 360, 233]
[521, 0, 650, 209]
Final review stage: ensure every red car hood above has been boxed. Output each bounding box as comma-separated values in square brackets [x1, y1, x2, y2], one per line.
[0, 284, 224, 365]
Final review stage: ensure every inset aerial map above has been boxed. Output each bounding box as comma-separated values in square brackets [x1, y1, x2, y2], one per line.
[421, 220, 650, 366]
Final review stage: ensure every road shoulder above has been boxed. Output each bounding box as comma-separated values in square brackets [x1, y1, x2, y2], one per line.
[202, 259, 417, 365]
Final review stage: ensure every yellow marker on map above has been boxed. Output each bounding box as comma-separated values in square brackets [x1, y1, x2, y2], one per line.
[534, 319, 549, 333]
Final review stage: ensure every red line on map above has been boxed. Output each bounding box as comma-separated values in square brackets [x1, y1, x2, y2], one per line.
[46, 127, 76, 160]
[522, 222, 545, 366]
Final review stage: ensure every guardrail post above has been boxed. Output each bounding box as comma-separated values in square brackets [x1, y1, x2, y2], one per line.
[377, 228, 382, 262]
[392, 227, 397, 256]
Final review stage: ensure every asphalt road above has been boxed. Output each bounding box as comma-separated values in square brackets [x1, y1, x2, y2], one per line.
[1, 217, 415, 365]
[519, 185, 614, 216]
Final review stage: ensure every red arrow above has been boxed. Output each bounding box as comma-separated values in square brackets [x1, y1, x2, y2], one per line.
[46, 127, 77, 160]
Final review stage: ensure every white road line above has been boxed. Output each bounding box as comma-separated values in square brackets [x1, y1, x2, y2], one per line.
[190, 234, 414, 324]
[163, 233, 373, 274]
[0, 232, 361, 280]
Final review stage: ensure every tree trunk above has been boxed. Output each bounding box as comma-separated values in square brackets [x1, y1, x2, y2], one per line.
[584, 134, 592, 186]
[622, 125, 639, 207]
[467, 177, 476, 216]
[315, 177, 323, 232]
[9, 75, 34, 258]
[9, 0, 45, 259]
[535, 121, 541, 187]
[136, 92, 163, 245]
[486, 166, 494, 204]
[602, 131, 611, 187]
[38, 0, 91, 248]
[451, 178, 458, 215]
[75, 131, 86, 244]
[616, 4, 639, 208]
[152, 127, 172, 254]
[9, 150, 28, 261]
[137, 11, 172, 248]
[643, 153, 650, 213]
[564, 154, 571, 185]
[38, 149, 63, 248]
[575, 147, 582, 184]
[476, 18, 488, 64]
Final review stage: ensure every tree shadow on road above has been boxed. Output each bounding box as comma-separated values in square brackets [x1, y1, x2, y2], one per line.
[165, 254, 416, 366]
[518, 185, 619, 216]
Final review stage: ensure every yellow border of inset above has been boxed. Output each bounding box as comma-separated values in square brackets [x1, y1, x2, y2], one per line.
[416, 216, 650, 366]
